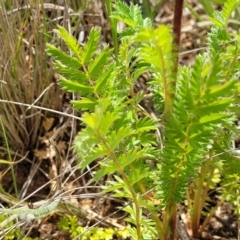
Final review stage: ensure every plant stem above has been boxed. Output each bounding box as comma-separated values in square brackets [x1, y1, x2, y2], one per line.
[161, 2, 184, 237]
[97, 130, 142, 240]
[134, 173, 165, 239]
[150, 212, 165, 240]
[142, 0, 153, 20]
[0, 118, 18, 197]
[191, 159, 212, 237]
[164, 201, 177, 240]
[172, 0, 184, 81]
[184, 2, 202, 21]
[163, 0, 183, 119]
[200, 176, 239, 234]
[104, 0, 118, 62]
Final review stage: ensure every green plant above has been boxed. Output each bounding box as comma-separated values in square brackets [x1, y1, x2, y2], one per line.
[0, 214, 37, 240]
[105, 0, 119, 60]
[124, 0, 165, 20]
[0, 214, 21, 239]
[58, 215, 131, 239]
[47, 0, 240, 239]
[0, 118, 18, 197]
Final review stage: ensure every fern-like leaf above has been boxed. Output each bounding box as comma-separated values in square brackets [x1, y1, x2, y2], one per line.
[111, 1, 143, 28]
[81, 28, 100, 65]
[88, 46, 112, 79]
[54, 26, 82, 59]
[54, 61, 88, 82]
[94, 63, 115, 93]
[222, 0, 240, 25]
[59, 76, 92, 94]
[46, 44, 81, 69]
[71, 98, 97, 111]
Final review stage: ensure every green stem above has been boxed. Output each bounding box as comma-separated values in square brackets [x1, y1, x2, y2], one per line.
[164, 202, 177, 240]
[97, 130, 142, 240]
[225, 48, 240, 81]
[150, 212, 165, 240]
[200, 176, 239, 234]
[142, 0, 153, 20]
[191, 158, 212, 237]
[184, 2, 202, 21]
[0, 118, 18, 197]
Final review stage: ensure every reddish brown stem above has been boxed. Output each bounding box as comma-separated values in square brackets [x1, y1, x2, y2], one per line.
[163, 0, 184, 120]
[162, 1, 184, 238]
[172, 0, 184, 79]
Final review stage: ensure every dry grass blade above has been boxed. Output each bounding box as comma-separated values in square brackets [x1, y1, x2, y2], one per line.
[5, 3, 74, 15]
[0, 0, 63, 153]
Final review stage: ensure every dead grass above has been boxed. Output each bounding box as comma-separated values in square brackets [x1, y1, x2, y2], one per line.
[0, 1, 59, 152]
[0, 0, 89, 153]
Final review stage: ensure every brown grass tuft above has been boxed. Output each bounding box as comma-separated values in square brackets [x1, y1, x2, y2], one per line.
[0, 1, 68, 153]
